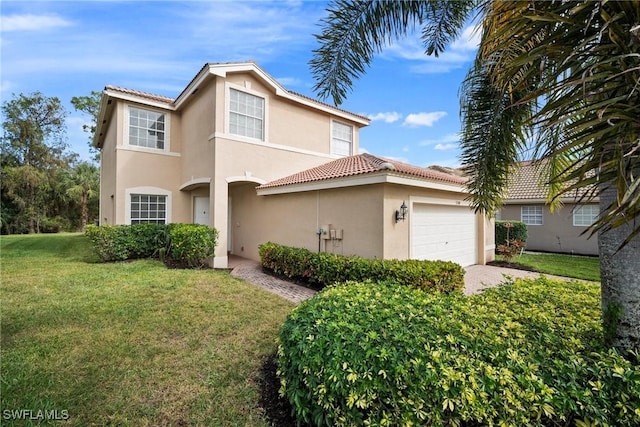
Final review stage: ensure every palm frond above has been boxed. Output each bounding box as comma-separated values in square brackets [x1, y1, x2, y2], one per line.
[310, 0, 474, 105]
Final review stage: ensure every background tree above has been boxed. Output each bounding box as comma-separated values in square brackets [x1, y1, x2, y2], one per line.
[1, 92, 76, 233]
[71, 91, 102, 163]
[60, 161, 100, 231]
[311, 0, 639, 353]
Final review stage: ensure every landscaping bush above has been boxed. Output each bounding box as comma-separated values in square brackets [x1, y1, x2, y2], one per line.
[258, 242, 464, 293]
[496, 220, 527, 248]
[166, 223, 218, 268]
[277, 278, 640, 427]
[85, 223, 217, 267]
[85, 224, 132, 261]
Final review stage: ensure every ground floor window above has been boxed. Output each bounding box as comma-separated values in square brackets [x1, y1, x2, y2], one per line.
[130, 194, 167, 224]
[521, 206, 543, 225]
[573, 204, 598, 226]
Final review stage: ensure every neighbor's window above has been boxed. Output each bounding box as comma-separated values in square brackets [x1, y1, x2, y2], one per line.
[229, 88, 264, 140]
[521, 206, 543, 225]
[129, 107, 166, 149]
[130, 194, 167, 224]
[573, 204, 598, 226]
[332, 121, 353, 157]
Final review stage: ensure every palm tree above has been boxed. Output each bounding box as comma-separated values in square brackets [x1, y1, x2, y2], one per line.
[310, 0, 639, 353]
[64, 162, 99, 231]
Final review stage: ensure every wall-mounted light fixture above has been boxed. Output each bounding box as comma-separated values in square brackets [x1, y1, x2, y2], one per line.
[395, 201, 408, 223]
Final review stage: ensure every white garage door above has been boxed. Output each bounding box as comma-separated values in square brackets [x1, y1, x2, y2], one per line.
[411, 203, 477, 267]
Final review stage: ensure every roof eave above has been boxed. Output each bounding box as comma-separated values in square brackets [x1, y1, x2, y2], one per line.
[257, 171, 466, 196]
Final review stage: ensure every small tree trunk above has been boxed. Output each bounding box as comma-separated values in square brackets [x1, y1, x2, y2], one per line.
[81, 192, 88, 232]
[598, 185, 640, 354]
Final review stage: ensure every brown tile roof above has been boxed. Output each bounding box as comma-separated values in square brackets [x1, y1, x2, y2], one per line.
[105, 85, 175, 105]
[506, 160, 595, 200]
[259, 153, 468, 189]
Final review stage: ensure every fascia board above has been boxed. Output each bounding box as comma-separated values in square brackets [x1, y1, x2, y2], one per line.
[175, 62, 369, 125]
[504, 197, 600, 204]
[104, 88, 175, 111]
[257, 172, 466, 196]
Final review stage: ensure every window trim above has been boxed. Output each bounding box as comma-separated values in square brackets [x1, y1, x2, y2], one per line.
[331, 120, 353, 157]
[124, 105, 171, 153]
[225, 82, 269, 142]
[521, 205, 543, 225]
[125, 187, 172, 225]
[573, 204, 599, 227]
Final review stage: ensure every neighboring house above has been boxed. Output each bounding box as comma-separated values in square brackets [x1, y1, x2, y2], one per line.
[94, 61, 494, 268]
[499, 160, 599, 255]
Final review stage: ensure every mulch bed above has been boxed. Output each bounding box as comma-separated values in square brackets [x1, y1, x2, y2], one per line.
[487, 260, 537, 272]
[258, 353, 310, 427]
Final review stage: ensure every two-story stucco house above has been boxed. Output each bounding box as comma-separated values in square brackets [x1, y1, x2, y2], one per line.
[95, 62, 494, 268]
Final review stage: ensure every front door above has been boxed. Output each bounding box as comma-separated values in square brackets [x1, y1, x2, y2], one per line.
[194, 197, 210, 225]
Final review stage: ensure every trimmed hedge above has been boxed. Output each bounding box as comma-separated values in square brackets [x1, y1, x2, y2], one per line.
[85, 223, 217, 267]
[277, 278, 640, 426]
[496, 220, 528, 246]
[258, 242, 464, 294]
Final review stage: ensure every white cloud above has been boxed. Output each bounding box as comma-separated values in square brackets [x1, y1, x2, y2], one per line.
[451, 25, 482, 51]
[383, 24, 481, 74]
[419, 133, 460, 146]
[358, 146, 370, 154]
[276, 77, 304, 88]
[0, 14, 73, 32]
[434, 143, 458, 151]
[367, 112, 402, 123]
[403, 111, 447, 127]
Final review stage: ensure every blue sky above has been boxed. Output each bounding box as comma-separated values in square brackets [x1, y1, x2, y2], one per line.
[1, 1, 480, 167]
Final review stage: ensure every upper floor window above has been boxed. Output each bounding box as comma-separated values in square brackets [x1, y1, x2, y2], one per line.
[332, 121, 353, 157]
[521, 206, 543, 225]
[229, 88, 264, 140]
[129, 107, 166, 150]
[573, 204, 598, 226]
[130, 194, 167, 224]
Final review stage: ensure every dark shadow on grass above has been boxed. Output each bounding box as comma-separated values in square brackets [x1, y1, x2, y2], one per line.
[259, 352, 310, 427]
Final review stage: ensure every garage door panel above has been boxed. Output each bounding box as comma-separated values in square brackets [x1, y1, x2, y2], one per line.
[411, 203, 477, 267]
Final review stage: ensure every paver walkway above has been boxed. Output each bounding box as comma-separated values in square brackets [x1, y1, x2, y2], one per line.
[229, 256, 554, 303]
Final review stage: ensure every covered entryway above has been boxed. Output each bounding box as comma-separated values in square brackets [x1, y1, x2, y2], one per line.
[411, 202, 478, 267]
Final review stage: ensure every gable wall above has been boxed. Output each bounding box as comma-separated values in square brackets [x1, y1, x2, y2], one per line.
[500, 203, 598, 255]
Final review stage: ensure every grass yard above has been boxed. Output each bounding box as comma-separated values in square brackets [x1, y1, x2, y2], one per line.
[0, 233, 295, 426]
[496, 251, 600, 281]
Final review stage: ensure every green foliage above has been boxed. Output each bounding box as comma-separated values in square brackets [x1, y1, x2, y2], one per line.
[166, 223, 218, 268]
[278, 278, 640, 426]
[84, 224, 133, 261]
[495, 220, 527, 246]
[258, 242, 464, 293]
[85, 224, 217, 268]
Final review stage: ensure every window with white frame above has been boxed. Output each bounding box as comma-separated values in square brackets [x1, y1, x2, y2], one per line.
[332, 121, 353, 157]
[128, 107, 166, 149]
[130, 194, 167, 224]
[521, 206, 543, 225]
[229, 88, 264, 140]
[573, 204, 598, 226]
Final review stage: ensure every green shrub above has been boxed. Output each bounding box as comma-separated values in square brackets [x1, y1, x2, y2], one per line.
[85, 224, 131, 261]
[277, 278, 640, 426]
[258, 242, 464, 293]
[85, 223, 217, 267]
[167, 223, 218, 268]
[496, 220, 528, 247]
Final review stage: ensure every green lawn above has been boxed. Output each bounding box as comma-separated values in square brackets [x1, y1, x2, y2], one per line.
[497, 251, 600, 282]
[0, 233, 295, 426]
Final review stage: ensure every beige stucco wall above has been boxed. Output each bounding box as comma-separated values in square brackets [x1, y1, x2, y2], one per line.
[98, 110, 118, 225]
[229, 183, 385, 262]
[382, 184, 494, 264]
[500, 203, 598, 255]
[229, 181, 494, 266]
